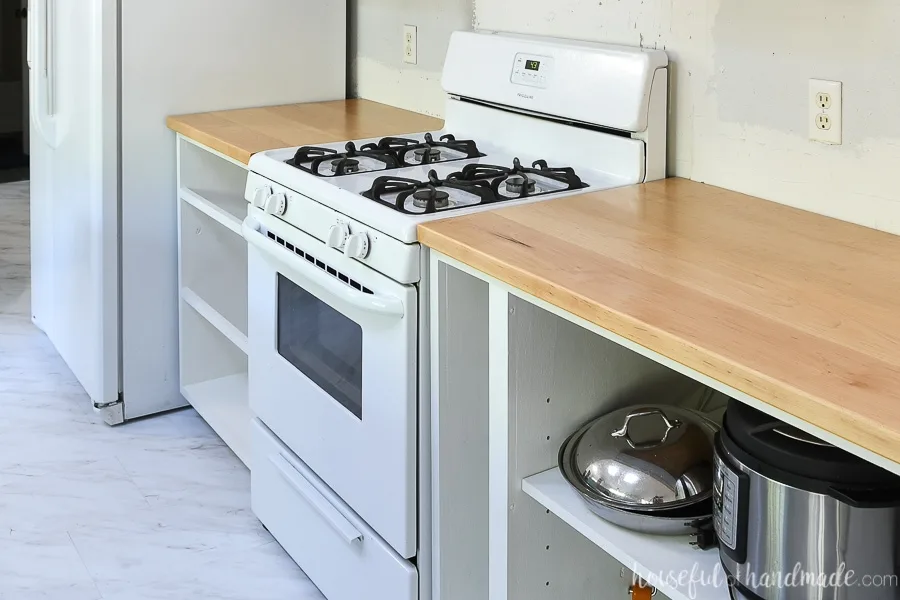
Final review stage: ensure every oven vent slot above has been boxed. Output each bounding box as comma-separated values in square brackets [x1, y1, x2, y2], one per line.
[265, 230, 374, 294]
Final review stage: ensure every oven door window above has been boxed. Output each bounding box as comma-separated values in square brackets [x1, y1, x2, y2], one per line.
[276, 274, 363, 419]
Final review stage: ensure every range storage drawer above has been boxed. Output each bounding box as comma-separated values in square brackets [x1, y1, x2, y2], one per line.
[251, 419, 417, 600]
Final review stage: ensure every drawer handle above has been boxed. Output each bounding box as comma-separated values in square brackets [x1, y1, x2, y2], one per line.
[270, 454, 363, 545]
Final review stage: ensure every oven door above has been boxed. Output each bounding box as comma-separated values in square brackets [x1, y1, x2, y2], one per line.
[243, 213, 417, 558]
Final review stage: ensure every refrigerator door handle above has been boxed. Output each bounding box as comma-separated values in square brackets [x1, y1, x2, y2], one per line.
[26, 1, 32, 69]
[44, 0, 54, 115]
[29, 0, 59, 147]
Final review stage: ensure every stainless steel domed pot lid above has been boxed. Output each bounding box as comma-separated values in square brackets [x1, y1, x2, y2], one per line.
[561, 405, 719, 512]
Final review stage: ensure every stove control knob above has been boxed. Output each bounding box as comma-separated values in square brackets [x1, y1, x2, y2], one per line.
[344, 232, 370, 260]
[327, 223, 351, 250]
[265, 192, 288, 216]
[252, 185, 272, 209]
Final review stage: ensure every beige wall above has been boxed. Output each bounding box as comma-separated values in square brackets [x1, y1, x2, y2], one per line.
[349, 0, 472, 118]
[474, 0, 900, 235]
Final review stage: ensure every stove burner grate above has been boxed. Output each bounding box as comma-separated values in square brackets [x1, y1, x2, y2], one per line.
[285, 142, 399, 177]
[360, 157, 589, 213]
[285, 133, 485, 176]
[362, 169, 498, 214]
[449, 157, 589, 199]
[363, 133, 485, 166]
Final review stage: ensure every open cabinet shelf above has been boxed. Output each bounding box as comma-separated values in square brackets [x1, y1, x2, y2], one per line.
[180, 299, 251, 467]
[523, 468, 726, 600]
[182, 372, 251, 467]
[180, 200, 248, 339]
[431, 261, 732, 600]
[177, 135, 251, 468]
[180, 286, 248, 354]
[179, 187, 246, 235]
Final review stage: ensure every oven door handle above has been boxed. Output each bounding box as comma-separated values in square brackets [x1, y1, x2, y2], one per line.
[243, 217, 405, 319]
[270, 453, 363, 545]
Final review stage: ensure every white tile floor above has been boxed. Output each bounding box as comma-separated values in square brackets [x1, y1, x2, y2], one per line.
[0, 182, 324, 599]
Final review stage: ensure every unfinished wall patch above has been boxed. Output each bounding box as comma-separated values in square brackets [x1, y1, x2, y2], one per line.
[475, 0, 900, 236]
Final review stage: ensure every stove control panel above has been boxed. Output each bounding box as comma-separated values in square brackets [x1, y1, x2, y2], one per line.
[252, 185, 272, 209]
[244, 172, 421, 284]
[345, 231, 370, 260]
[327, 222, 351, 251]
[511, 53, 553, 89]
[265, 192, 288, 216]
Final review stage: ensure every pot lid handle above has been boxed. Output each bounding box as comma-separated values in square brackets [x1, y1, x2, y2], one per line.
[611, 408, 683, 449]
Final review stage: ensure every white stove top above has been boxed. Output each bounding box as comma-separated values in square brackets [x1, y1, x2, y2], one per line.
[248, 130, 634, 244]
[242, 30, 666, 283]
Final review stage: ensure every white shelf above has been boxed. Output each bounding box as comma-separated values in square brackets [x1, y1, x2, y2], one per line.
[180, 201, 248, 336]
[522, 468, 726, 600]
[180, 187, 247, 235]
[181, 287, 248, 354]
[182, 373, 251, 468]
[177, 138, 252, 471]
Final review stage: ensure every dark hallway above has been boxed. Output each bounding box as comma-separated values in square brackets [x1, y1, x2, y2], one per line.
[0, 0, 28, 184]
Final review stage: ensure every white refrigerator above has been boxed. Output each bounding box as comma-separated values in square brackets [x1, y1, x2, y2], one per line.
[28, 0, 347, 423]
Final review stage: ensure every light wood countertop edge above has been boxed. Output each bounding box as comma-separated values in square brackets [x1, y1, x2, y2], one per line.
[166, 100, 446, 166]
[166, 116, 253, 164]
[418, 211, 900, 466]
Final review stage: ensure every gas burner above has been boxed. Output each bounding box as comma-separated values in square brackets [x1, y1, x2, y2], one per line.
[412, 188, 450, 209]
[449, 157, 588, 199]
[400, 133, 485, 166]
[505, 175, 536, 195]
[332, 158, 360, 174]
[362, 169, 498, 214]
[285, 142, 399, 177]
[363, 133, 485, 166]
[414, 147, 443, 163]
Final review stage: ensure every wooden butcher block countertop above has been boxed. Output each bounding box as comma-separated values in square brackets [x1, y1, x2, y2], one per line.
[167, 100, 444, 165]
[419, 178, 900, 465]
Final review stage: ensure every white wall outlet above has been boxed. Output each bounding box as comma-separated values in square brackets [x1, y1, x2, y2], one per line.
[809, 79, 842, 145]
[403, 25, 417, 65]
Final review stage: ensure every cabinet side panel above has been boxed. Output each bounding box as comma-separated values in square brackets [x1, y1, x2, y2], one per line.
[119, 0, 347, 418]
[432, 262, 490, 600]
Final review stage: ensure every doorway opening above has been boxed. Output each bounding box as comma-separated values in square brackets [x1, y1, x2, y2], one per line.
[0, 0, 28, 184]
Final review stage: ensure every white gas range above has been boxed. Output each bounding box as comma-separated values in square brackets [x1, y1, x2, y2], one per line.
[243, 30, 667, 600]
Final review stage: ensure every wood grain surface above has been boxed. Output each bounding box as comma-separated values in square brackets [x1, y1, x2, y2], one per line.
[419, 178, 900, 464]
[167, 100, 444, 164]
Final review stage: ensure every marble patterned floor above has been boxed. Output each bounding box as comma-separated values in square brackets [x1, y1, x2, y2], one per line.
[0, 182, 324, 599]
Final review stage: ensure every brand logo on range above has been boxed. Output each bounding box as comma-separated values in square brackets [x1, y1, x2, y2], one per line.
[517, 92, 534, 100]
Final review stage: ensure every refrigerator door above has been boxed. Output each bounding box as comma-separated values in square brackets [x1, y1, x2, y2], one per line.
[29, 0, 120, 410]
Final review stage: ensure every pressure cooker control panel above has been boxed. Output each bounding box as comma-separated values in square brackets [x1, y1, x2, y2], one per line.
[713, 454, 742, 551]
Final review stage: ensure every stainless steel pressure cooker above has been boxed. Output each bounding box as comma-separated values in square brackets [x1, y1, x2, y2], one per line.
[714, 399, 900, 600]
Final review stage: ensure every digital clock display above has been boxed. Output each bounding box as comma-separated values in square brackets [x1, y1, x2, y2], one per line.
[525, 60, 541, 71]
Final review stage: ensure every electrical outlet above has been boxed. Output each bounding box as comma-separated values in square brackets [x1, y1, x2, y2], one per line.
[809, 79, 842, 145]
[403, 25, 417, 65]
